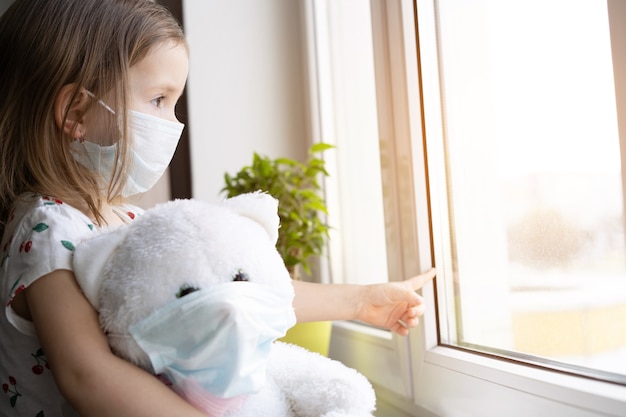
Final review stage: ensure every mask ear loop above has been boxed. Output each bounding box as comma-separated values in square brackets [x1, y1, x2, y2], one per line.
[82, 89, 123, 174]
[85, 90, 116, 115]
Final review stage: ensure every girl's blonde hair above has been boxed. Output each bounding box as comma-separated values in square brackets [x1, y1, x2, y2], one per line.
[0, 0, 186, 232]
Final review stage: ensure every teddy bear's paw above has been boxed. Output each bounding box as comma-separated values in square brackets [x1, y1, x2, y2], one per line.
[287, 370, 375, 417]
[321, 411, 375, 417]
[268, 342, 376, 417]
[226, 377, 293, 417]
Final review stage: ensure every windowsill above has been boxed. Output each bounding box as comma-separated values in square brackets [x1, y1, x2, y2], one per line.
[330, 320, 394, 342]
[328, 320, 410, 398]
[423, 345, 626, 416]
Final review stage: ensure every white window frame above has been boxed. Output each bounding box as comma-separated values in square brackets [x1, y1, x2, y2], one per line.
[303, 0, 626, 416]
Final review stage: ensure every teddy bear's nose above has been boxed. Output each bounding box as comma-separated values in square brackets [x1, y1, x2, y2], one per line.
[233, 270, 250, 282]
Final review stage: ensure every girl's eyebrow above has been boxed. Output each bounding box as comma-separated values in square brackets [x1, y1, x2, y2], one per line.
[150, 82, 186, 97]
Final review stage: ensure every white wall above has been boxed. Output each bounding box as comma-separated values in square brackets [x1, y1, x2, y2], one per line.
[183, 0, 310, 203]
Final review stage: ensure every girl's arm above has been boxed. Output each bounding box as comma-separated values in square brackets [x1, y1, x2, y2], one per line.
[26, 269, 208, 417]
[292, 268, 436, 336]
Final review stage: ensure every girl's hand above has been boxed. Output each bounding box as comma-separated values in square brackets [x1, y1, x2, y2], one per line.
[354, 268, 436, 336]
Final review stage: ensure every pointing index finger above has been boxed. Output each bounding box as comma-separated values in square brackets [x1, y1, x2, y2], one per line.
[407, 268, 436, 291]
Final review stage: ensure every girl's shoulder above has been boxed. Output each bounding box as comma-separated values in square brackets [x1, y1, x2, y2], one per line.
[9, 193, 95, 232]
[2, 193, 145, 252]
[111, 203, 144, 223]
[1, 194, 98, 335]
[15, 193, 87, 213]
[0, 193, 97, 268]
[11, 194, 145, 224]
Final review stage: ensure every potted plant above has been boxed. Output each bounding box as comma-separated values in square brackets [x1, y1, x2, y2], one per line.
[221, 142, 334, 355]
[221, 142, 333, 279]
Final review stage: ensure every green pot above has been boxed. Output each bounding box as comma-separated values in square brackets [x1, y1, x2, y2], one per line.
[279, 321, 332, 357]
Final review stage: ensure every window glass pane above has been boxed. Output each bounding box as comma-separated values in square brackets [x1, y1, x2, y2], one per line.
[435, 0, 626, 380]
[314, 0, 390, 286]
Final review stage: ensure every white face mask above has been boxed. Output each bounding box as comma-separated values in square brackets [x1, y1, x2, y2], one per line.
[128, 282, 296, 414]
[71, 108, 184, 197]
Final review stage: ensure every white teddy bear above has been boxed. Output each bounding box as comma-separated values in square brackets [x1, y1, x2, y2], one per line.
[73, 192, 376, 417]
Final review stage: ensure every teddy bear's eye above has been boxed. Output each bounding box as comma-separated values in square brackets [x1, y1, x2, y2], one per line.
[233, 270, 249, 282]
[177, 286, 199, 298]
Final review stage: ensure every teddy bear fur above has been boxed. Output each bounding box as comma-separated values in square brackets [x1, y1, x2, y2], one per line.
[73, 192, 376, 417]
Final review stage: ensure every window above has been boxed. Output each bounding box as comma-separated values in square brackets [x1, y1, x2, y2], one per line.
[433, 0, 626, 381]
[302, 0, 390, 287]
[306, 0, 626, 415]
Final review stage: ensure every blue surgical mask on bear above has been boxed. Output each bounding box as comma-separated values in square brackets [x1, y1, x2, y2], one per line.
[128, 281, 296, 400]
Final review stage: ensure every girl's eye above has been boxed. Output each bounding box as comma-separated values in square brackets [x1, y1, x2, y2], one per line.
[151, 96, 164, 108]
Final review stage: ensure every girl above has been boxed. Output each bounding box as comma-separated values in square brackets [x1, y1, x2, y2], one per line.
[0, 0, 435, 416]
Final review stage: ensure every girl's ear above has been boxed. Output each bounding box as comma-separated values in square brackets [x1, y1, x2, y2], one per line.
[54, 84, 90, 139]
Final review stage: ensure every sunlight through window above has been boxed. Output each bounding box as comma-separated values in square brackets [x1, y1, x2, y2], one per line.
[434, 0, 626, 380]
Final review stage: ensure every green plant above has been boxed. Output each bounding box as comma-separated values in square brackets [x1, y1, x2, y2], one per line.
[221, 143, 333, 279]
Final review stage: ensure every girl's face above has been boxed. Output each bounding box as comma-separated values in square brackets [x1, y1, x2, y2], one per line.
[128, 41, 189, 122]
[81, 41, 189, 144]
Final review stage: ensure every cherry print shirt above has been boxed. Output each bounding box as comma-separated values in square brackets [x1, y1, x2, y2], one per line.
[0, 193, 142, 417]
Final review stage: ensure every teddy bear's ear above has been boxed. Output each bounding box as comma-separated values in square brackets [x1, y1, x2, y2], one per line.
[73, 226, 131, 310]
[222, 191, 280, 244]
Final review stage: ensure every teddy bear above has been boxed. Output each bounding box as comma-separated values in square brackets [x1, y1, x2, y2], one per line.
[72, 192, 376, 417]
